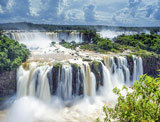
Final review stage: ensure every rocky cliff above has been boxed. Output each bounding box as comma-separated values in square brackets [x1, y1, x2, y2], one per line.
[142, 55, 160, 77]
[0, 70, 16, 98]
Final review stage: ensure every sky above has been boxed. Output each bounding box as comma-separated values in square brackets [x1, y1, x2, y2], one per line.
[0, 0, 160, 26]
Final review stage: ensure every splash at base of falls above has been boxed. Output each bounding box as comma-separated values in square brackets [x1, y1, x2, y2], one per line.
[5, 95, 117, 122]
[2, 56, 143, 122]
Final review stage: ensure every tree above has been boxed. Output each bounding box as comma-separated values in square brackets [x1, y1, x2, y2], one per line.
[97, 74, 160, 122]
[0, 35, 29, 72]
[97, 38, 113, 51]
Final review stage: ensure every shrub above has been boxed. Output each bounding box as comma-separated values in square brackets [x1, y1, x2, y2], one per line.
[97, 74, 160, 122]
[97, 38, 113, 51]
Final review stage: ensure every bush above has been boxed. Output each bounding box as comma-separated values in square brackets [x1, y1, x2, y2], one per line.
[97, 38, 113, 51]
[0, 35, 30, 72]
[97, 74, 160, 122]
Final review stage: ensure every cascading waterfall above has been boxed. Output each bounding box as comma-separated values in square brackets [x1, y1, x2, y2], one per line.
[11, 31, 83, 44]
[90, 72, 96, 99]
[57, 65, 73, 100]
[17, 63, 52, 103]
[37, 66, 51, 103]
[101, 64, 112, 92]
[132, 55, 143, 81]
[16, 55, 143, 103]
[8, 54, 144, 122]
[106, 56, 128, 84]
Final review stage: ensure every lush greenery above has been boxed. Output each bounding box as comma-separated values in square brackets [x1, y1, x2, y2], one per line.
[1, 22, 160, 56]
[59, 40, 79, 50]
[97, 74, 160, 122]
[116, 33, 160, 54]
[58, 30, 120, 53]
[0, 35, 30, 72]
[58, 31, 160, 57]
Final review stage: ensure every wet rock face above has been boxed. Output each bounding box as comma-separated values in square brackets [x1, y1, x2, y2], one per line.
[51, 66, 61, 95]
[90, 61, 103, 91]
[142, 56, 160, 77]
[71, 64, 84, 96]
[127, 55, 134, 81]
[0, 70, 16, 97]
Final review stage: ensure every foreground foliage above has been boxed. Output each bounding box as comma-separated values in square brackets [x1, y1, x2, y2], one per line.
[97, 74, 160, 122]
[0, 35, 30, 72]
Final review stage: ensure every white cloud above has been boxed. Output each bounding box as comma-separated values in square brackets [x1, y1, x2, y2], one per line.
[6, 0, 14, 10]
[0, 5, 4, 13]
[0, 0, 160, 26]
[112, 0, 160, 26]
[29, 0, 44, 16]
[64, 9, 84, 22]
[57, 0, 69, 16]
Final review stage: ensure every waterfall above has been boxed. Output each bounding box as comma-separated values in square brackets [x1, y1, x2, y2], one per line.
[83, 63, 92, 96]
[37, 66, 51, 103]
[90, 72, 96, 99]
[102, 64, 112, 92]
[107, 56, 130, 84]
[57, 65, 73, 100]
[16, 55, 143, 103]
[17, 63, 52, 103]
[132, 55, 143, 81]
[11, 31, 83, 44]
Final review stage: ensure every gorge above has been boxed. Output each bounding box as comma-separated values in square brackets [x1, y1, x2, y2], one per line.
[0, 30, 159, 122]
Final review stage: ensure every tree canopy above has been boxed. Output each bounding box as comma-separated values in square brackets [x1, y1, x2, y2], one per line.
[0, 35, 30, 72]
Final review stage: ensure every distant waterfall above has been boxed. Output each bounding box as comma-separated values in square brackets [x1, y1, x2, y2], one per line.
[11, 31, 83, 44]
[16, 55, 144, 103]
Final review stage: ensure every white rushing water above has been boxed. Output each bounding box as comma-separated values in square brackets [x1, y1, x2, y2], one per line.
[99, 30, 150, 40]
[1, 32, 144, 122]
[11, 31, 83, 49]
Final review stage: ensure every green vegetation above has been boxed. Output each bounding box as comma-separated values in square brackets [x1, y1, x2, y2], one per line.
[59, 40, 79, 50]
[0, 35, 30, 72]
[71, 63, 79, 69]
[82, 58, 92, 62]
[53, 63, 62, 69]
[59, 31, 160, 57]
[116, 33, 160, 54]
[92, 60, 100, 72]
[97, 74, 160, 122]
[59, 30, 120, 53]
[91, 60, 101, 78]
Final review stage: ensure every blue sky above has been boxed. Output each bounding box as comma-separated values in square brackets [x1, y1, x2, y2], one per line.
[0, 0, 160, 26]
